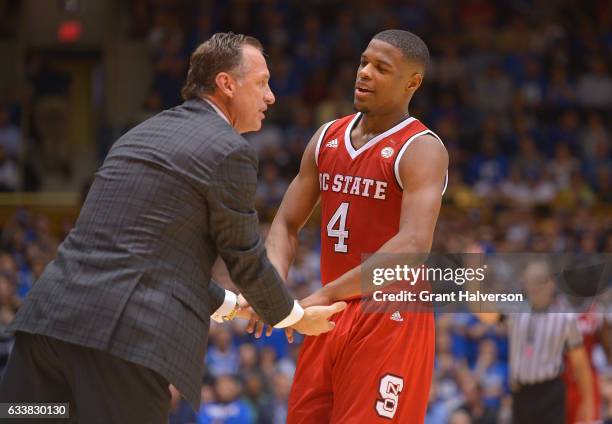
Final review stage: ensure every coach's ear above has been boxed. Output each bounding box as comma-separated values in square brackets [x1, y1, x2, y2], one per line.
[215, 72, 237, 99]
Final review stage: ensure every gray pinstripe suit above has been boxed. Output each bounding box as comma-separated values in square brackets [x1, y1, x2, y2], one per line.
[9, 99, 295, 408]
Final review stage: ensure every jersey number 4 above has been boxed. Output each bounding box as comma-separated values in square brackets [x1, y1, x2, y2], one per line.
[327, 202, 349, 253]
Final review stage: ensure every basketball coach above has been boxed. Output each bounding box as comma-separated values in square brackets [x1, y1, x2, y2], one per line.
[0, 32, 344, 423]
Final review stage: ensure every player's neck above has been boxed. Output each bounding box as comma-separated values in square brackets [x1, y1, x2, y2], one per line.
[359, 109, 411, 135]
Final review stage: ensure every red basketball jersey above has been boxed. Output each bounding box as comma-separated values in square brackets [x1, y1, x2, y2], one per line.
[315, 112, 447, 286]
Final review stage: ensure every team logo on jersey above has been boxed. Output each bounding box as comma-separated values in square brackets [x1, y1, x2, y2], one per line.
[326, 138, 339, 148]
[381, 147, 394, 158]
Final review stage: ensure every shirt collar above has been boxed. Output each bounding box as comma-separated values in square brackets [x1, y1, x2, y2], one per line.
[203, 98, 230, 125]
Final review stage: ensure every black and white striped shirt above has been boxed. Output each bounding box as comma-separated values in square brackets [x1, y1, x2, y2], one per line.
[508, 304, 583, 385]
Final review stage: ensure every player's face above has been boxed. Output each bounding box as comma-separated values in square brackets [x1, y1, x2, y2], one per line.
[230, 45, 275, 133]
[354, 39, 422, 114]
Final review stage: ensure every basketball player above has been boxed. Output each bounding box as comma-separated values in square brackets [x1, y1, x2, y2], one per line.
[265, 30, 448, 423]
[563, 300, 612, 423]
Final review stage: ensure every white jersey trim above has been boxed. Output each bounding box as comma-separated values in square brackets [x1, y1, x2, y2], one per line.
[315, 120, 338, 167]
[394, 129, 448, 196]
[344, 113, 416, 160]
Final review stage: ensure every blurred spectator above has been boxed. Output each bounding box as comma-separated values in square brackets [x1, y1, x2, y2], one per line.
[0, 274, 18, 328]
[576, 57, 612, 109]
[432, 41, 468, 88]
[268, 372, 292, 424]
[0, 106, 20, 160]
[198, 375, 253, 424]
[548, 143, 579, 189]
[30, 97, 72, 190]
[0, 145, 17, 191]
[468, 140, 509, 195]
[456, 374, 498, 424]
[207, 326, 239, 378]
[514, 137, 542, 180]
[448, 408, 472, 424]
[169, 384, 196, 424]
[545, 66, 576, 109]
[425, 381, 451, 424]
[237, 343, 260, 377]
[473, 63, 513, 115]
[135, 89, 164, 123]
[555, 171, 596, 209]
[580, 112, 610, 161]
[256, 162, 289, 211]
[517, 58, 546, 109]
[242, 372, 272, 424]
[0, 273, 18, 377]
[472, 339, 508, 409]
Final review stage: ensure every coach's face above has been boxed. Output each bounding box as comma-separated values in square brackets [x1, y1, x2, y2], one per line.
[230, 45, 275, 133]
[354, 39, 423, 114]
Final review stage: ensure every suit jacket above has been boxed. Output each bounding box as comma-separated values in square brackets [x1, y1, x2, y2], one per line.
[10, 99, 295, 408]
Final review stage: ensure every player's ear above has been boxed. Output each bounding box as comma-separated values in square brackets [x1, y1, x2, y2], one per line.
[405, 72, 423, 94]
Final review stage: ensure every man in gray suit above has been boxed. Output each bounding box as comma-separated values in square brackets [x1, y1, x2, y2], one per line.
[0, 33, 345, 423]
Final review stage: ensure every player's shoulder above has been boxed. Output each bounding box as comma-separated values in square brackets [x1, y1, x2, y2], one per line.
[396, 136, 447, 174]
[402, 130, 448, 161]
[395, 127, 449, 191]
[411, 132, 446, 150]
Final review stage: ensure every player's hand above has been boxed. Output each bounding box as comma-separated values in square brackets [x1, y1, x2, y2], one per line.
[299, 289, 331, 309]
[291, 301, 347, 336]
[280, 289, 333, 342]
[576, 399, 596, 424]
[264, 290, 337, 343]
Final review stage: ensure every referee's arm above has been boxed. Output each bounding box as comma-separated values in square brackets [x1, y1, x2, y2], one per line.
[566, 319, 595, 423]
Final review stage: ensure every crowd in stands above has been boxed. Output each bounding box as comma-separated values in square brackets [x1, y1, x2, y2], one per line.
[0, 0, 611, 423]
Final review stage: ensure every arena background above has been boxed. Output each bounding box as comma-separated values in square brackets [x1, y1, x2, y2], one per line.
[0, 0, 610, 423]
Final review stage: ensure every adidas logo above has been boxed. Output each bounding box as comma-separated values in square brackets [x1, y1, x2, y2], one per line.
[326, 138, 338, 148]
[390, 311, 403, 322]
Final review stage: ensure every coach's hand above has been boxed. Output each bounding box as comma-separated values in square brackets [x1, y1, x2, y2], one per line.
[238, 296, 346, 341]
[291, 301, 347, 336]
[235, 295, 267, 338]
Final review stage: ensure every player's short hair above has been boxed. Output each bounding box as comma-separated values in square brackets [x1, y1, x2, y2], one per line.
[181, 32, 263, 100]
[372, 30, 430, 73]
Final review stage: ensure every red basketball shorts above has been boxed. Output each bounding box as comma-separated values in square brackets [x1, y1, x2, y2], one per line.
[287, 300, 435, 423]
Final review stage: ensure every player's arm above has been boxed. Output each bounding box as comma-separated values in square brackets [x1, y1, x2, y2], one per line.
[265, 124, 326, 280]
[306, 134, 448, 304]
[567, 345, 595, 422]
[597, 319, 612, 363]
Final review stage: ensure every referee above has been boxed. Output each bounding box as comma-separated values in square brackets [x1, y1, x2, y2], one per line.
[480, 260, 596, 424]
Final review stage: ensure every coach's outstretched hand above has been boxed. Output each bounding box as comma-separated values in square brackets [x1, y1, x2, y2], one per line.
[291, 301, 347, 336]
[237, 296, 346, 342]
